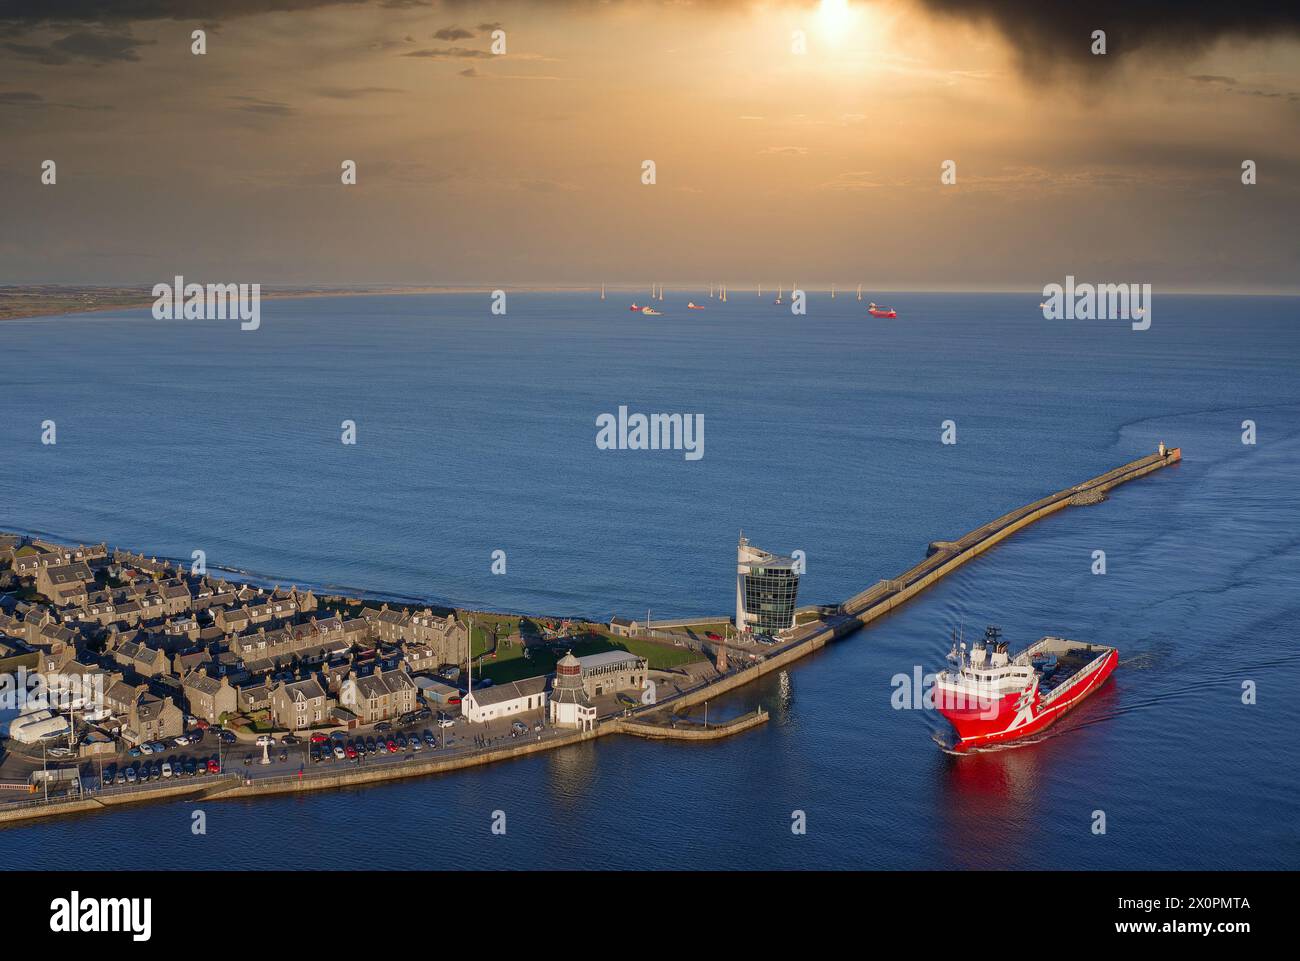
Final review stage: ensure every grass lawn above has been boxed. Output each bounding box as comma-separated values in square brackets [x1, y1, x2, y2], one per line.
[472, 628, 706, 685]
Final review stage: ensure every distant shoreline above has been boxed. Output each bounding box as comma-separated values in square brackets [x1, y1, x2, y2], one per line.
[2, 285, 1294, 323]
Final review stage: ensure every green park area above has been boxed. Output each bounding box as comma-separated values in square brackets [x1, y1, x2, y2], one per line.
[460, 615, 706, 686]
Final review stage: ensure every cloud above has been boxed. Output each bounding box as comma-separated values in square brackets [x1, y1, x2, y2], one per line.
[434, 27, 476, 41]
[459, 67, 479, 78]
[314, 86, 404, 98]
[758, 146, 808, 156]
[401, 46, 491, 59]
[2, 30, 152, 65]
[229, 95, 295, 116]
[913, 0, 1300, 74]
[0, 89, 113, 110]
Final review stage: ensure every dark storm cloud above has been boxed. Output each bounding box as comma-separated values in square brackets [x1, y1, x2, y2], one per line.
[914, 1, 1300, 71]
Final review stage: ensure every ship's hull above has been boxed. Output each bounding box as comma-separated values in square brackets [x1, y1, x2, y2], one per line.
[936, 647, 1117, 751]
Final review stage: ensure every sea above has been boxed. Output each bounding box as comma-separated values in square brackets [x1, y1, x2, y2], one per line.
[1, 291, 1297, 869]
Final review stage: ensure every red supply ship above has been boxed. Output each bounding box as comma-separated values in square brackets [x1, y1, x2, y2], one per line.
[934, 626, 1117, 751]
[867, 302, 897, 318]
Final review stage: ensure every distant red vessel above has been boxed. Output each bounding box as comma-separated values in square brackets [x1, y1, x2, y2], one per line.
[867, 302, 897, 318]
[629, 303, 643, 311]
[934, 626, 1117, 752]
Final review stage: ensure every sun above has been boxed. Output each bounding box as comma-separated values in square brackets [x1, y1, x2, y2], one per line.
[818, 0, 857, 34]
[816, 0, 862, 43]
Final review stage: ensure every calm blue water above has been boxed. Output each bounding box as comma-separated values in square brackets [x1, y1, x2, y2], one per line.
[2, 292, 1298, 869]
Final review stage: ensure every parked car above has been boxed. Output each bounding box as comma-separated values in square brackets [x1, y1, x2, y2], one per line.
[409, 739, 422, 752]
[243, 754, 253, 766]
[412, 707, 432, 722]
[533, 723, 543, 733]
[423, 732, 437, 747]
[344, 745, 357, 759]
[127, 746, 142, 758]
[310, 747, 321, 763]
[511, 721, 528, 734]
[255, 735, 276, 747]
[395, 734, 407, 748]
[207, 758, 220, 773]
[139, 742, 155, 755]
[281, 734, 300, 745]
[333, 746, 346, 760]
[219, 730, 237, 743]
[386, 740, 398, 753]
[310, 732, 329, 744]
[277, 750, 288, 763]
[377, 740, 388, 754]
[161, 762, 173, 779]
[194, 719, 210, 730]
[375, 721, 393, 733]
[184, 759, 197, 776]
[437, 717, 454, 729]
[189, 728, 205, 742]
[150, 741, 166, 754]
[124, 767, 137, 784]
[174, 735, 191, 747]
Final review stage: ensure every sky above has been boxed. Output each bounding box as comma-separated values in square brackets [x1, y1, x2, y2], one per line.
[1, 0, 1298, 292]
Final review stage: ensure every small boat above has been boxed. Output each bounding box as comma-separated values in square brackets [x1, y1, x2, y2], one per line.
[687, 302, 705, 310]
[629, 303, 643, 312]
[867, 302, 897, 318]
[856, 284, 862, 302]
[774, 283, 783, 306]
[600, 283, 605, 301]
[642, 307, 662, 316]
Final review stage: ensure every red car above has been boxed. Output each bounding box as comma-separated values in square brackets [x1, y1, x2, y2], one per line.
[310, 732, 329, 744]
[195, 719, 210, 730]
[206, 759, 220, 773]
[345, 745, 357, 759]
[706, 631, 722, 640]
[386, 740, 398, 753]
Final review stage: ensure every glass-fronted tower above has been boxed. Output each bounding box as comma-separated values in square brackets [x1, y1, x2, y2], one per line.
[736, 533, 801, 636]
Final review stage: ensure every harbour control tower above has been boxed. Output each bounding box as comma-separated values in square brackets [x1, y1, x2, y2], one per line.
[735, 533, 801, 637]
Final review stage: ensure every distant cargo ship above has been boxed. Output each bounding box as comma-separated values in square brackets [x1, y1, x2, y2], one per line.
[934, 626, 1117, 751]
[867, 302, 897, 318]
